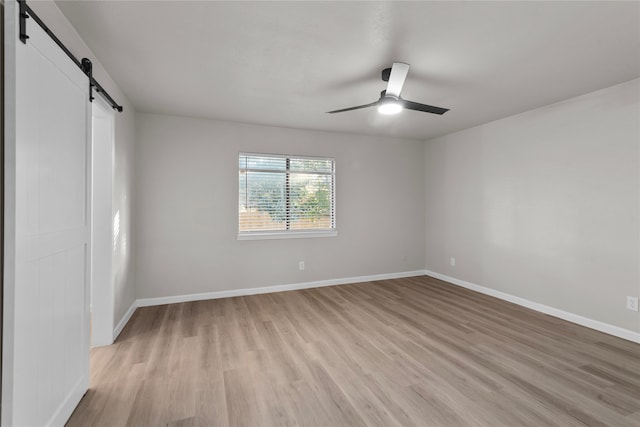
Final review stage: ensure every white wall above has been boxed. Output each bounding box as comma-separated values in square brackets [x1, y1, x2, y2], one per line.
[29, 1, 136, 329]
[424, 78, 640, 334]
[135, 113, 425, 299]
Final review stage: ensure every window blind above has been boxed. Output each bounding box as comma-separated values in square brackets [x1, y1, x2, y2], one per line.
[239, 153, 335, 234]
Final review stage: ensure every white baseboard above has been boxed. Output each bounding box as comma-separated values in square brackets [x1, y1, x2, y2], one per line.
[113, 300, 138, 341]
[116, 269, 640, 346]
[423, 269, 640, 344]
[136, 270, 426, 307]
[47, 375, 87, 427]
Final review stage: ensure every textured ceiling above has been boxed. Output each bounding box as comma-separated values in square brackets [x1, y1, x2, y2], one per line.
[56, 1, 640, 140]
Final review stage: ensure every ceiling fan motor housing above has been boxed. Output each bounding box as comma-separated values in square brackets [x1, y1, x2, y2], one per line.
[379, 93, 400, 104]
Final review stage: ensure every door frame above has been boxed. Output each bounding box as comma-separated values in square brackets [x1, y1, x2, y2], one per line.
[2, 2, 18, 422]
[91, 95, 115, 347]
[1, 2, 6, 419]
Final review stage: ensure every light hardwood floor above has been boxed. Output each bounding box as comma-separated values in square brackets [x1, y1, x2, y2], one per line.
[67, 276, 640, 427]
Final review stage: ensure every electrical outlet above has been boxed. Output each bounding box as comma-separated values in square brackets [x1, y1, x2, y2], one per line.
[450, 257, 456, 267]
[627, 296, 639, 312]
[299, 261, 305, 271]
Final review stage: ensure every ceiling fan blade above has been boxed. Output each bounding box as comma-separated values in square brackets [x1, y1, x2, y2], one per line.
[385, 62, 410, 98]
[402, 99, 449, 115]
[326, 100, 379, 114]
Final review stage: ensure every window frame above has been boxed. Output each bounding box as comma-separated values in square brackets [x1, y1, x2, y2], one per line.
[237, 152, 337, 240]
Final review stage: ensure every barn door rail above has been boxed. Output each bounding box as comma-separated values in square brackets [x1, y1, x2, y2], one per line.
[18, 0, 124, 112]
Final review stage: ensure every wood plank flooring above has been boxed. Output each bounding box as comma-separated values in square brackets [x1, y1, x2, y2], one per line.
[66, 276, 640, 427]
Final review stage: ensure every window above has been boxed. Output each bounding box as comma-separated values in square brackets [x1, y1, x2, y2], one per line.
[238, 153, 336, 239]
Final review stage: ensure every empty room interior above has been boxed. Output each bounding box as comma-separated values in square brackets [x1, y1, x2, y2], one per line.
[2, 1, 640, 426]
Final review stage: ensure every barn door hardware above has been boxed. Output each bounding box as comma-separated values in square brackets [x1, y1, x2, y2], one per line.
[18, 0, 124, 112]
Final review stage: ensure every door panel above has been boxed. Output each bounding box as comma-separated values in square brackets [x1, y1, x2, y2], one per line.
[6, 9, 91, 427]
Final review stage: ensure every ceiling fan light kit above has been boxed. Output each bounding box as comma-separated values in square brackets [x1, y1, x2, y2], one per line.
[378, 96, 403, 115]
[328, 62, 449, 116]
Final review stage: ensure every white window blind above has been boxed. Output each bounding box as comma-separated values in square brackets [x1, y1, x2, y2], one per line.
[239, 153, 336, 236]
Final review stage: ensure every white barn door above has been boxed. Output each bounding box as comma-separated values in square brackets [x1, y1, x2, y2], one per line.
[3, 6, 91, 427]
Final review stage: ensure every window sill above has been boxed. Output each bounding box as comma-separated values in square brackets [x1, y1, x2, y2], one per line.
[237, 230, 338, 241]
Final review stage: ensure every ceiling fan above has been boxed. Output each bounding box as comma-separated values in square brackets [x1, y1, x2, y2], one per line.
[327, 62, 449, 116]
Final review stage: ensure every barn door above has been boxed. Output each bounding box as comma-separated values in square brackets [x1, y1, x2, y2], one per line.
[3, 5, 91, 426]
